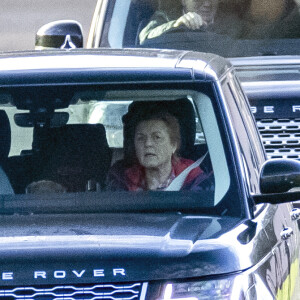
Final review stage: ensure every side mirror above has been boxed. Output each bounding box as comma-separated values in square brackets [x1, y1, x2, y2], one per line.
[35, 20, 83, 50]
[260, 159, 300, 193]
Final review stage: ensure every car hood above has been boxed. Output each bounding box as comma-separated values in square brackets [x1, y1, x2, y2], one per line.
[0, 212, 261, 285]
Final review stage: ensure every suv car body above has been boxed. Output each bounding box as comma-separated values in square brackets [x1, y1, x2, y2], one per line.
[0, 48, 300, 299]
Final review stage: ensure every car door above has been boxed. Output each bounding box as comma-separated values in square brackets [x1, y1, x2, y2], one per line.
[229, 76, 300, 298]
[221, 73, 299, 298]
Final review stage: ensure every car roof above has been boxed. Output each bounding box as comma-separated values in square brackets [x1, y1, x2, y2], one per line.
[0, 48, 232, 86]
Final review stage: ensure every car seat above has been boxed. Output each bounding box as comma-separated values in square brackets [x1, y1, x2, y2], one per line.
[135, 0, 182, 45]
[0, 110, 14, 194]
[32, 124, 112, 192]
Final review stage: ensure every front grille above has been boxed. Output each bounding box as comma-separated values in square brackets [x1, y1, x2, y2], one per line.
[0, 282, 147, 300]
[257, 118, 300, 159]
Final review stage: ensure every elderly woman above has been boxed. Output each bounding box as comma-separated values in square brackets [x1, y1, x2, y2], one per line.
[106, 109, 210, 191]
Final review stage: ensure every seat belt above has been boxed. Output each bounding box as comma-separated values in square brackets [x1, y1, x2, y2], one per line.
[164, 153, 207, 191]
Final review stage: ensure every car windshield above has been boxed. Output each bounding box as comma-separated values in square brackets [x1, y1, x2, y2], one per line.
[97, 0, 300, 57]
[0, 85, 241, 217]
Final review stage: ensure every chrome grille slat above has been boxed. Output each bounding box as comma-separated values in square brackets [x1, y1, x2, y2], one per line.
[256, 118, 300, 159]
[0, 283, 143, 300]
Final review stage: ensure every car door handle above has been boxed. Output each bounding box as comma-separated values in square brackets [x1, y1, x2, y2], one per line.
[290, 208, 300, 221]
[281, 227, 293, 240]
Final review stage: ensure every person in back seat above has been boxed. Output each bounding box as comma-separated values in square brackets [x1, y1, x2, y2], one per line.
[106, 108, 211, 191]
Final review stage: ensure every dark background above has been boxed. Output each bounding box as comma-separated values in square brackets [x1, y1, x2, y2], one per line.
[0, 0, 97, 51]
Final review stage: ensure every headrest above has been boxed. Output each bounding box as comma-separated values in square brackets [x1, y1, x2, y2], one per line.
[33, 124, 109, 154]
[32, 124, 112, 192]
[0, 110, 11, 162]
[122, 98, 196, 164]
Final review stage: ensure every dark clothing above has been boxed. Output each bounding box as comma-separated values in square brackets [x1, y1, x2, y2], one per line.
[139, 10, 244, 44]
[242, 7, 300, 39]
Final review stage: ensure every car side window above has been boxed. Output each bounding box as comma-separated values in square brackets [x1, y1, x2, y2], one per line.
[222, 75, 262, 195]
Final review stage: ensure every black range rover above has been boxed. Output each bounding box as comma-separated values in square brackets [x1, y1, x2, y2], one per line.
[0, 49, 300, 299]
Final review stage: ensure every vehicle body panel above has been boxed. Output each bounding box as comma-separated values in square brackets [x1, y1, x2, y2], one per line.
[0, 49, 298, 299]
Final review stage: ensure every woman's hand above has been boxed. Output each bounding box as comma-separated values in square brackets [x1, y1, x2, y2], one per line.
[174, 12, 207, 30]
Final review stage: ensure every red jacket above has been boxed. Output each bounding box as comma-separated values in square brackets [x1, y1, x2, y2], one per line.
[107, 158, 212, 191]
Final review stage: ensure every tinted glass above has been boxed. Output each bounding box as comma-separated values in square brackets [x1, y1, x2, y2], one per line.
[0, 87, 241, 217]
[100, 0, 300, 57]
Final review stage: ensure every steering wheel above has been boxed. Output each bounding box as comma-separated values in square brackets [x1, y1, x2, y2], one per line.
[141, 28, 236, 57]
